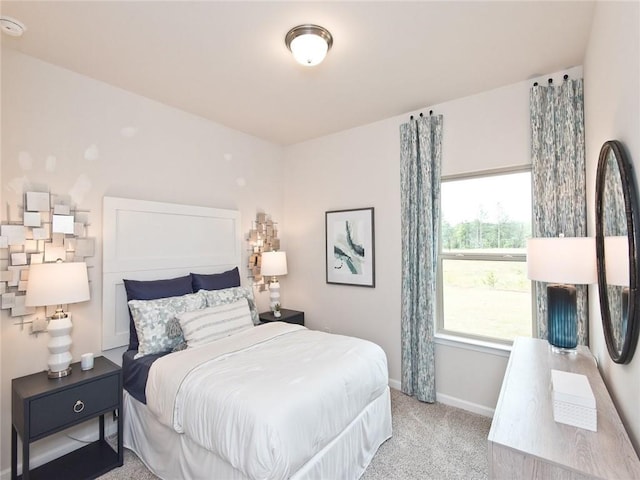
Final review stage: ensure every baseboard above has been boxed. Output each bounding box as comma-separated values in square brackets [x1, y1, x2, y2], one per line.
[0, 418, 118, 480]
[389, 378, 494, 418]
[436, 392, 495, 418]
[388, 378, 401, 390]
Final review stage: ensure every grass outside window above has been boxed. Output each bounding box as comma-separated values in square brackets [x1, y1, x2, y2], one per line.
[441, 258, 532, 341]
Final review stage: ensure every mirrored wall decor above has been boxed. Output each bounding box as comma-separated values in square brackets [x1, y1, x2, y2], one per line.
[246, 212, 280, 292]
[595, 140, 640, 364]
[0, 190, 94, 328]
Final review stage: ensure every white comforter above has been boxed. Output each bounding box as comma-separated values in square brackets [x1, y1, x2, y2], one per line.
[146, 322, 389, 480]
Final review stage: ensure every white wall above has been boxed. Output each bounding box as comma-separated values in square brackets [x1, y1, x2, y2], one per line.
[283, 66, 581, 414]
[584, 1, 640, 451]
[0, 49, 283, 474]
[0, 44, 4, 475]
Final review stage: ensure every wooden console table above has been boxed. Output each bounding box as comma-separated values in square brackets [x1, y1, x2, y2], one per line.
[488, 337, 640, 479]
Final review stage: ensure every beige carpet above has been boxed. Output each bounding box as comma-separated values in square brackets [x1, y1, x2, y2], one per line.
[98, 388, 491, 479]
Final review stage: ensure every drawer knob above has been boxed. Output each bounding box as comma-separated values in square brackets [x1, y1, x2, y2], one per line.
[73, 400, 85, 413]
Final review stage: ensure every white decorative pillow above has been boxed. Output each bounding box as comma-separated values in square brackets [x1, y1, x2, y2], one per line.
[177, 298, 253, 348]
[199, 286, 260, 325]
[128, 292, 206, 359]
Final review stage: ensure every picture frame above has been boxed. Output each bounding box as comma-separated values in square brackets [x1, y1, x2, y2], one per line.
[325, 207, 375, 287]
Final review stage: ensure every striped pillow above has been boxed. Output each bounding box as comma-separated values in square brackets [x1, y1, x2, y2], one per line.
[177, 298, 253, 348]
[199, 286, 260, 325]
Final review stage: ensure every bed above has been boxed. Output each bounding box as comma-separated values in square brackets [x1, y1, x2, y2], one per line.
[102, 197, 392, 479]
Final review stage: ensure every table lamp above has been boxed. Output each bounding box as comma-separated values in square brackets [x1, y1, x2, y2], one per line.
[260, 251, 287, 316]
[527, 237, 596, 352]
[25, 261, 90, 378]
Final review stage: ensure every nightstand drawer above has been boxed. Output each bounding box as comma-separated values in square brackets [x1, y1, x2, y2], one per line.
[30, 374, 119, 438]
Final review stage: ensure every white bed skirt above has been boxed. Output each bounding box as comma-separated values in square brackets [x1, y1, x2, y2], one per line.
[123, 386, 392, 479]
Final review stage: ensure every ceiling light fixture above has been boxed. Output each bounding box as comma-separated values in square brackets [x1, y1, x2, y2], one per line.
[0, 16, 26, 37]
[285, 24, 333, 67]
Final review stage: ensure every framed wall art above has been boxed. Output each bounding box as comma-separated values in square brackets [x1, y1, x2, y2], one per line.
[325, 207, 375, 287]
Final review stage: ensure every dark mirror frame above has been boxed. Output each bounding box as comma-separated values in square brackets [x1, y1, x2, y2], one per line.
[595, 140, 640, 364]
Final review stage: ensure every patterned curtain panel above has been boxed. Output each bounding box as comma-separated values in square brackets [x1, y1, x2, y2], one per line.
[530, 78, 588, 344]
[399, 115, 442, 403]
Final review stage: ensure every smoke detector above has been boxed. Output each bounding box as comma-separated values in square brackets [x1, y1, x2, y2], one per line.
[0, 16, 26, 37]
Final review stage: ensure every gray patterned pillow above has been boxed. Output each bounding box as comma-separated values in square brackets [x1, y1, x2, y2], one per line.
[198, 286, 259, 325]
[128, 292, 206, 359]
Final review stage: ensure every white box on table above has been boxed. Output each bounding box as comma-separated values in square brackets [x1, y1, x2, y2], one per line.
[551, 369, 597, 432]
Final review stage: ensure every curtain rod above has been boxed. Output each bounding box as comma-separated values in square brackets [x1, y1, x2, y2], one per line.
[409, 110, 433, 121]
[533, 74, 570, 87]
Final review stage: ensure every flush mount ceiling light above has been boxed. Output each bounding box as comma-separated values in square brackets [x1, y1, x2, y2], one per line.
[285, 24, 333, 67]
[0, 16, 26, 37]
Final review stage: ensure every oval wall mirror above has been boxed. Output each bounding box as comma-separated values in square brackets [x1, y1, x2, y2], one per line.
[595, 140, 640, 364]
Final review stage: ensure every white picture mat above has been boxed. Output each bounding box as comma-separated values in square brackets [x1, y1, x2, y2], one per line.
[325, 208, 375, 287]
[102, 197, 241, 350]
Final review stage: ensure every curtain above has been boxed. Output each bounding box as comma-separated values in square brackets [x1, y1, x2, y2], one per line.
[530, 78, 588, 344]
[399, 115, 442, 402]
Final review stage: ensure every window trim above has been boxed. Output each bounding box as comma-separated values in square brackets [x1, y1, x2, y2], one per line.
[437, 165, 533, 344]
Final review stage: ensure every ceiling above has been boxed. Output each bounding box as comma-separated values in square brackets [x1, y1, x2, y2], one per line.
[0, 1, 596, 146]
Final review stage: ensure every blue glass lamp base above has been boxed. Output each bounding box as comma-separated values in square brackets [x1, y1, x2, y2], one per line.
[547, 284, 578, 352]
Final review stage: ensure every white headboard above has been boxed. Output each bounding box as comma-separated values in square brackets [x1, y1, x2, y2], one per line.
[102, 196, 241, 350]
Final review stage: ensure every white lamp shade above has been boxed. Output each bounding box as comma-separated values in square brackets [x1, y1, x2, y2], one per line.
[261, 251, 288, 277]
[25, 262, 90, 307]
[289, 34, 329, 66]
[604, 236, 629, 286]
[527, 237, 597, 285]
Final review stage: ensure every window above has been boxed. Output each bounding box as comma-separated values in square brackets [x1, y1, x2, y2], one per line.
[438, 169, 532, 343]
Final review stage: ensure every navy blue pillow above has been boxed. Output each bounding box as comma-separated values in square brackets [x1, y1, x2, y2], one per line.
[123, 275, 193, 351]
[191, 267, 241, 292]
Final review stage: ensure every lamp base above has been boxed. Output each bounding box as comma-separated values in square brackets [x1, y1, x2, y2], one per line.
[47, 314, 73, 380]
[547, 284, 578, 352]
[269, 279, 281, 312]
[48, 366, 72, 379]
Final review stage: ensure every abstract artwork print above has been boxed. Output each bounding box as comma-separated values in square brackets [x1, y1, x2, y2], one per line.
[325, 208, 375, 287]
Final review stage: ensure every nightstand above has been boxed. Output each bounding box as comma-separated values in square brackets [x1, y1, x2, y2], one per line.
[259, 308, 305, 326]
[11, 356, 123, 480]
